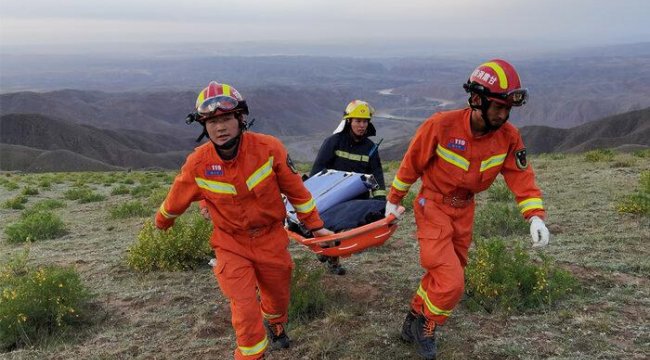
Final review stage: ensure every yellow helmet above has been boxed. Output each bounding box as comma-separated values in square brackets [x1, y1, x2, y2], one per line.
[334, 100, 376, 136]
[343, 100, 374, 120]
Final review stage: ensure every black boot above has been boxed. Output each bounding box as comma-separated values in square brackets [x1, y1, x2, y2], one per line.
[401, 310, 418, 342]
[410, 315, 437, 360]
[264, 321, 290, 350]
[327, 256, 346, 275]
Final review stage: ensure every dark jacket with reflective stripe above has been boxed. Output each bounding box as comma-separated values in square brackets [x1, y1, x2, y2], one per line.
[309, 131, 386, 195]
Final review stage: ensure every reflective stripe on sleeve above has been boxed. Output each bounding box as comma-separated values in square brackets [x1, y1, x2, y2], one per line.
[195, 177, 237, 195]
[158, 204, 179, 219]
[518, 197, 544, 214]
[436, 145, 470, 171]
[292, 198, 316, 213]
[246, 156, 274, 190]
[372, 189, 387, 197]
[391, 176, 412, 192]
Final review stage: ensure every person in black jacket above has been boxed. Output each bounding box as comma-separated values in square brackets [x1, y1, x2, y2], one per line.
[309, 100, 386, 275]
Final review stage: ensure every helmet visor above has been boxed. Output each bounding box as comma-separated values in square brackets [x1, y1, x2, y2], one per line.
[197, 95, 239, 117]
[490, 88, 528, 107]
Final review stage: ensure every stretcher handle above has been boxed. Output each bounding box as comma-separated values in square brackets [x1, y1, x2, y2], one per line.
[290, 206, 405, 246]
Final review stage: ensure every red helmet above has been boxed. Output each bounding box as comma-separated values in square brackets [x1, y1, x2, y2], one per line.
[463, 59, 528, 107]
[195, 81, 249, 120]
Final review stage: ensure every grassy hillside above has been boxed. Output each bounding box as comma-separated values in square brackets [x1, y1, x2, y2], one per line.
[0, 152, 648, 359]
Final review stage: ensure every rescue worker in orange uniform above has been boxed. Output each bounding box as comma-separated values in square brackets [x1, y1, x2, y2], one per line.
[155, 81, 333, 360]
[384, 59, 550, 360]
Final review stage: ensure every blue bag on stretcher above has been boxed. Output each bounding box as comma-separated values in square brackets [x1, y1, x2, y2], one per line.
[285, 169, 378, 224]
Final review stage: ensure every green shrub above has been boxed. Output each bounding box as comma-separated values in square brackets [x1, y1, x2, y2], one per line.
[63, 187, 91, 200]
[63, 187, 105, 203]
[617, 192, 650, 216]
[110, 184, 130, 196]
[127, 215, 212, 272]
[632, 149, 650, 158]
[4, 211, 67, 243]
[130, 185, 153, 198]
[465, 237, 577, 313]
[122, 178, 135, 185]
[23, 199, 66, 216]
[51, 175, 65, 184]
[0, 249, 92, 349]
[37, 179, 51, 189]
[21, 186, 39, 196]
[78, 192, 106, 204]
[3, 195, 28, 210]
[2, 181, 19, 191]
[71, 179, 87, 187]
[616, 170, 650, 216]
[289, 258, 330, 323]
[147, 188, 169, 208]
[584, 149, 615, 162]
[110, 201, 152, 219]
[640, 170, 650, 194]
[487, 179, 513, 202]
[611, 158, 636, 168]
[161, 173, 175, 183]
[473, 202, 527, 238]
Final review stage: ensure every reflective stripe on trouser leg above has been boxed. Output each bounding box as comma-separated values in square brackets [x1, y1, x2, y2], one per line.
[213, 250, 268, 360]
[410, 196, 470, 325]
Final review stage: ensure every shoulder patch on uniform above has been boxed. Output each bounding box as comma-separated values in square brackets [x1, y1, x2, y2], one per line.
[515, 148, 528, 170]
[287, 154, 298, 174]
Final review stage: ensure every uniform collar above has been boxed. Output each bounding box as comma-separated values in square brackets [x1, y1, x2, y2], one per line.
[464, 107, 499, 140]
[212, 132, 248, 163]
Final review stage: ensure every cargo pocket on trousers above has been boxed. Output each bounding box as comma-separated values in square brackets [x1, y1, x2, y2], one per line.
[416, 224, 444, 270]
[213, 261, 233, 298]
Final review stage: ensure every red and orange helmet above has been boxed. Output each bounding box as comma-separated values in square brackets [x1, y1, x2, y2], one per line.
[195, 81, 249, 120]
[463, 59, 528, 107]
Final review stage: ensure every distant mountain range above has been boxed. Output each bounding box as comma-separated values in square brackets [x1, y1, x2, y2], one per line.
[2, 42, 650, 130]
[2, 43, 649, 171]
[1, 108, 648, 172]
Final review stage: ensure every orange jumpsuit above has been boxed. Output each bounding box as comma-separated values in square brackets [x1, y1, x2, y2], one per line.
[387, 108, 545, 325]
[156, 132, 323, 360]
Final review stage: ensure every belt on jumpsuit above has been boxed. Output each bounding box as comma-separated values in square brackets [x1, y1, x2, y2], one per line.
[421, 187, 474, 209]
[228, 223, 279, 238]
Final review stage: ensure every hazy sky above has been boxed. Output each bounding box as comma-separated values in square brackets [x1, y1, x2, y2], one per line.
[1, 0, 648, 52]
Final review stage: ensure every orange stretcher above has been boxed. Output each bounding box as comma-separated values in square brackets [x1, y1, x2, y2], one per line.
[285, 207, 405, 257]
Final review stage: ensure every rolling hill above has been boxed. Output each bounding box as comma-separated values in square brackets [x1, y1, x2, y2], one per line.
[0, 114, 191, 171]
[0, 86, 354, 138]
[2, 107, 648, 172]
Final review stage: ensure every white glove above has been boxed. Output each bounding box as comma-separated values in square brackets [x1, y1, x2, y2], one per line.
[385, 201, 401, 219]
[529, 216, 549, 248]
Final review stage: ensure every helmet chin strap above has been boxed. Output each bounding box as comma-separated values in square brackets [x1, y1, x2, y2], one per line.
[215, 133, 241, 150]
